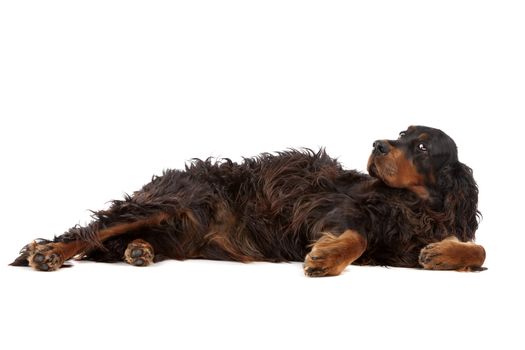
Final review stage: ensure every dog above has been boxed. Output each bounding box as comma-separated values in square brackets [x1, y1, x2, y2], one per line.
[10, 125, 486, 276]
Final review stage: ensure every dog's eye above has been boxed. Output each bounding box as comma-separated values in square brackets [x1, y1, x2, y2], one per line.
[418, 143, 428, 152]
[398, 131, 406, 139]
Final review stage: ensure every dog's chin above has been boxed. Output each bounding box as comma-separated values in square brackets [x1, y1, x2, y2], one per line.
[367, 157, 381, 179]
[369, 166, 383, 182]
[368, 161, 389, 186]
[368, 164, 378, 178]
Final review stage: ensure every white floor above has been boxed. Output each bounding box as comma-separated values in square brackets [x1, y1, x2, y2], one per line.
[1, 1, 524, 349]
[1, 248, 522, 350]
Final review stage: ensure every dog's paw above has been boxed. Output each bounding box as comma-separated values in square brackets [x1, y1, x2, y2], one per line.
[303, 246, 346, 277]
[124, 240, 154, 267]
[419, 241, 486, 271]
[419, 242, 456, 270]
[25, 240, 66, 271]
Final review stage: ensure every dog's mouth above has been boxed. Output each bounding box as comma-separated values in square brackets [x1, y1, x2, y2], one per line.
[367, 155, 393, 186]
[367, 155, 381, 179]
[368, 164, 378, 178]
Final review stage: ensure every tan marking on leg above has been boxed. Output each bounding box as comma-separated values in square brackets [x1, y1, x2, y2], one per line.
[27, 212, 170, 271]
[304, 229, 367, 277]
[26, 240, 86, 271]
[419, 236, 486, 271]
[97, 212, 170, 241]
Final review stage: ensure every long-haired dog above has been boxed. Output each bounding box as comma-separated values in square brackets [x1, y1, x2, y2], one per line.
[10, 125, 485, 276]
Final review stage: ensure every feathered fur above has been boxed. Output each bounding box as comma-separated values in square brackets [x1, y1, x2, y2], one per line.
[10, 126, 481, 271]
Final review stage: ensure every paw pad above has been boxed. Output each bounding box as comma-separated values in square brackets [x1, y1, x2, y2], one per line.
[26, 241, 65, 271]
[124, 240, 154, 267]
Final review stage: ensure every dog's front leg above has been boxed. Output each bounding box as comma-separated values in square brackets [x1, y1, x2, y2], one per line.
[304, 229, 367, 277]
[419, 236, 486, 271]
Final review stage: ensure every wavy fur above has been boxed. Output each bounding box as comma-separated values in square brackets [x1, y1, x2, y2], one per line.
[11, 127, 480, 270]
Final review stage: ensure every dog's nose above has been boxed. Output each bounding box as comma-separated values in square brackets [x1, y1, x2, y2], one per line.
[373, 140, 390, 155]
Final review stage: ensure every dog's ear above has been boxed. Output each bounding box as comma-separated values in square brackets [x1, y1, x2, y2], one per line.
[437, 161, 480, 241]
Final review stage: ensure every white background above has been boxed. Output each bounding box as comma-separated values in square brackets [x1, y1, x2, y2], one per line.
[1, 1, 523, 349]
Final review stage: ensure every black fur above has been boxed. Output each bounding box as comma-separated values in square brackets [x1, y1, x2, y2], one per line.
[11, 125, 480, 270]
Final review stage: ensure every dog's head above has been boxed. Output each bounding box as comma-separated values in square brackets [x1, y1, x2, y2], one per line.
[367, 125, 479, 239]
[367, 125, 456, 197]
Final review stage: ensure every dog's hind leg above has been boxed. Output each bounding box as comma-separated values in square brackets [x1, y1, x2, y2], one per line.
[10, 211, 170, 271]
[10, 171, 217, 271]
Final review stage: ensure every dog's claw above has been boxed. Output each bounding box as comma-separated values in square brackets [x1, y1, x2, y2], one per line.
[304, 266, 327, 277]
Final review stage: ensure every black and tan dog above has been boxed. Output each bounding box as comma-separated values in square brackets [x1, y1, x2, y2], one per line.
[10, 125, 486, 276]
